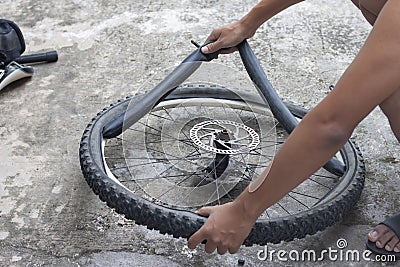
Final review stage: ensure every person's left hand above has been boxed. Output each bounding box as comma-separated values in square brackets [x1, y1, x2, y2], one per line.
[187, 201, 256, 254]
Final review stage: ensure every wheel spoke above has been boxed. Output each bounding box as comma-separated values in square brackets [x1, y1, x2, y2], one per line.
[102, 95, 349, 216]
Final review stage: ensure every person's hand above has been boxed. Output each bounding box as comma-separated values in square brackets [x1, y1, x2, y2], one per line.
[187, 201, 256, 255]
[201, 21, 256, 55]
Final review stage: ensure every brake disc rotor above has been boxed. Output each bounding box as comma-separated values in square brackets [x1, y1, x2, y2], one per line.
[189, 120, 260, 154]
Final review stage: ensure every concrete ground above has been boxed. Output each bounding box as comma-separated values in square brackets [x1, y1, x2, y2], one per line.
[0, 0, 398, 266]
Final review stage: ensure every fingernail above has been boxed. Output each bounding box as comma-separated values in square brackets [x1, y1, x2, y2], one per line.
[201, 46, 209, 53]
[376, 241, 382, 248]
[369, 231, 378, 239]
[394, 247, 400, 253]
[385, 244, 392, 251]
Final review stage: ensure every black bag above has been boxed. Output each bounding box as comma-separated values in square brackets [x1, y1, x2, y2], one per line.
[0, 19, 25, 66]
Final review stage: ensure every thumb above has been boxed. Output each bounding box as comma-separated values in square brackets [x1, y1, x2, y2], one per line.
[196, 206, 213, 217]
[201, 41, 223, 54]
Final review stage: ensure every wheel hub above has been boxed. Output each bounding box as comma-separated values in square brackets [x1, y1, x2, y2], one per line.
[189, 120, 260, 154]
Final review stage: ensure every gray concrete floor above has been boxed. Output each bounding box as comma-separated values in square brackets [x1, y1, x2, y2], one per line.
[0, 0, 399, 266]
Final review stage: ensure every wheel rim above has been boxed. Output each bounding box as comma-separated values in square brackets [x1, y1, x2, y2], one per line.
[102, 95, 346, 218]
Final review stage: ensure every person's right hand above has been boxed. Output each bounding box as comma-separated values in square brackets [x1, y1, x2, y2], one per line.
[201, 21, 256, 55]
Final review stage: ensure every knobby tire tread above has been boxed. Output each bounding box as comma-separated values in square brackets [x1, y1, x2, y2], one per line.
[79, 85, 365, 245]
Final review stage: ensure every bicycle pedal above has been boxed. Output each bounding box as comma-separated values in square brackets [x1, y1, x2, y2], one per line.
[0, 61, 34, 91]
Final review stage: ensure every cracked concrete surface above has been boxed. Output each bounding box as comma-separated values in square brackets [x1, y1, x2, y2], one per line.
[0, 0, 398, 266]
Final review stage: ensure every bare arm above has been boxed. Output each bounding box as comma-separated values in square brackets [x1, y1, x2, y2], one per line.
[240, 0, 304, 30]
[189, 0, 400, 255]
[240, 0, 400, 217]
[201, 0, 304, 54]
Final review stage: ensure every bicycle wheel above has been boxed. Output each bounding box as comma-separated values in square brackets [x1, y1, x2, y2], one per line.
[79, 84, 365, 245]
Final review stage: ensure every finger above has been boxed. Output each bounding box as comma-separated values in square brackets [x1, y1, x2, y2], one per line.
[220, 47, 237, 54]
[217, 245, 228, 255]
[196, 206, 213, 217]
[201, 40, 225, 54]
[188, 207, 215, 248]
[205, 240, 218, 254]
[228, 245, 241, 254]
[188, 227, 207, 249]
[188, 233, 203, 249]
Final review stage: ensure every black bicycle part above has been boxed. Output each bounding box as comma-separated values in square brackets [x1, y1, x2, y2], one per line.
[79, 85, 365, 246]
[204, 130, 232, 178]
[102, 40, 345, 176]
[15, 50, 58, 64]
[237, 41, 345, 176]
[0, 19, 25, 65]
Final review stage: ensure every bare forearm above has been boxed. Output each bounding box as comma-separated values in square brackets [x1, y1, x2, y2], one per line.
[235, 0, 400, 221]
[239, 0, 304, 34]
[236, 112, 351, 220]
[201, 0, 304, 53]
[189, 0, 400, 255]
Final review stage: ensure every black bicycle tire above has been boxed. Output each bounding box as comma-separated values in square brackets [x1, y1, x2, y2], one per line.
[79, 84, 365, 245]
